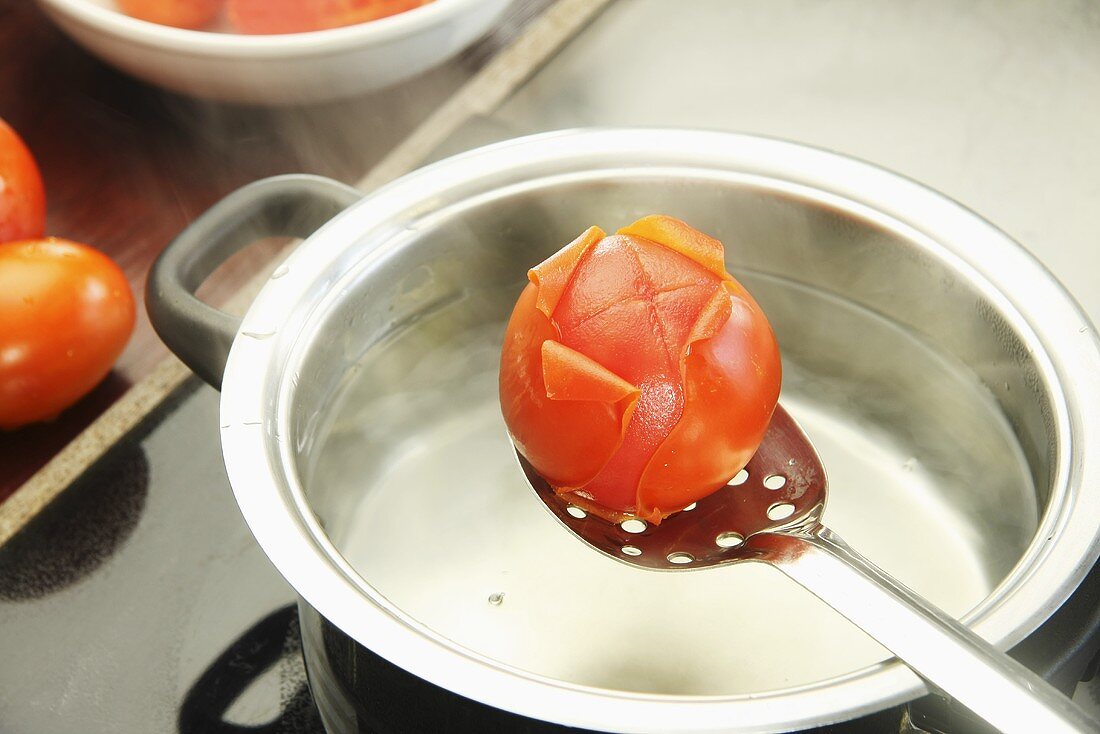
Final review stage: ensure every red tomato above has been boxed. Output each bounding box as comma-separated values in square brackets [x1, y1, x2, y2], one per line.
[228, 0, 428, 34]
[500, 216, 781, 523]
[116, 0, 223, 29]
[0, 239, 135, 430]
[0, 119, 46, 244]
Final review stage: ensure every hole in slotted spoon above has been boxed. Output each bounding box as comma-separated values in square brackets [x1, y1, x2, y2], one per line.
[716, 531, 745, 548]
[681, 502, 697, 512]
[621, 519, 647, 534]
[767, 502, 796, 521]
[728, 469, 749, 486]
[621, 545, 642, 556]
[763, 474, 786, 490]
[667, 552, 694, 564]
[566, 506, 587, 519]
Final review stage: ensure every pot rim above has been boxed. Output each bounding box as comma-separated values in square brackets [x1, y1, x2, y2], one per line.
[219, 129, 1100, 733]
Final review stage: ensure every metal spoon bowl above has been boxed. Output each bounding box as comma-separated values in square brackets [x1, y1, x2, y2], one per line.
[517, 404, 1100, 734]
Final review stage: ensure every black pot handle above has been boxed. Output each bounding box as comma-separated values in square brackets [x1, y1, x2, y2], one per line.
[147, 174, 361, 389]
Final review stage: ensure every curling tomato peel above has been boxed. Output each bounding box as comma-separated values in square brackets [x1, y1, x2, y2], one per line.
[542, 340, 637, 404]
[636, 281, 780, 518]
[529, 225, 604, 318]
[500, 216, 781, 523]
[617, 214, 729, 280]
[500, 286, 639, 490]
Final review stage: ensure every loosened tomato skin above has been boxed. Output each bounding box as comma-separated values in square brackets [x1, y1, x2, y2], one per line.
[0, 119, 46, 244]
[635, 279, 781, 517]
[500, 228, 641, 490]
[499, 216, 781, 523]
[0, 239, 136, 430]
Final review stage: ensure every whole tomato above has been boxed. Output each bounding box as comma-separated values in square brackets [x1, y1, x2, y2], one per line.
[0, 119, 46, 244]
[116, 0, 224, 29]
[228, 0, 428, 34]
[0, 239, 135, 430]
[499, 216, 781, 523]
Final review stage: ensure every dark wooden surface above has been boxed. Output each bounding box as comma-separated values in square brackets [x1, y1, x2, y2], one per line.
[0, 0, 551, 499]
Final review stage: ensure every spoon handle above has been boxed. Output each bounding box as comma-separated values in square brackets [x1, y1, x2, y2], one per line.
[749, 525, 1100, 734]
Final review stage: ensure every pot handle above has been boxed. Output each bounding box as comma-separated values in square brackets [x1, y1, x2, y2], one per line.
[147, 175, 361, 389]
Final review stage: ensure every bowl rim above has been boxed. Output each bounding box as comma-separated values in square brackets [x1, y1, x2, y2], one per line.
[219, 128, 1100, 732]
[36, 0, 484, 57]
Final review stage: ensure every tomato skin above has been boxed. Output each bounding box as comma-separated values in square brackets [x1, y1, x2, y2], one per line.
[117, 0, 223, 29]
[0, 119, 46, 244]
[500, 284, 639, 490]
[0, 239, 136, 430]
[228, 0, 427, 34]
[499, 217, 781, 523]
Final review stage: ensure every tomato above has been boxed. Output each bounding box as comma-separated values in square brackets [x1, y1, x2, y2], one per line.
[500, 216, 781, 523]
[0, 239, 135, 430]
[116, 0, 223, 29]
[0, 119, 46, 244]
[228, 0, 428, 34]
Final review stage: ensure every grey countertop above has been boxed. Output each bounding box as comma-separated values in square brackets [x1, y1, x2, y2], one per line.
[492, 0, 1100, 323]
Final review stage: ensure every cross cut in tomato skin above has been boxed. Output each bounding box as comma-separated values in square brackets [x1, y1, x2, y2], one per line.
[500, 216, 781, 523]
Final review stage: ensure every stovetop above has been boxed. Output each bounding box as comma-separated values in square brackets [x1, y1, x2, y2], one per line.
[0, 381, 323, 733]
[1, 379, 1098, 734]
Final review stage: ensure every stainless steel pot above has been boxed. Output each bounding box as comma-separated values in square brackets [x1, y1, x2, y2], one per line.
[147, 129, 1100, 733]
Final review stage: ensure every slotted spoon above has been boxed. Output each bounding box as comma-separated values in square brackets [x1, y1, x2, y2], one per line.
[516, 405, 1099, 734]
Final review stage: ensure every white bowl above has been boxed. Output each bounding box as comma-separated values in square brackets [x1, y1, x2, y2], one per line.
[36, 0, 513, 104]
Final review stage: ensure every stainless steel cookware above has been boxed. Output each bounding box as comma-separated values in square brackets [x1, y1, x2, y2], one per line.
[148, 129, 1100, 733]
